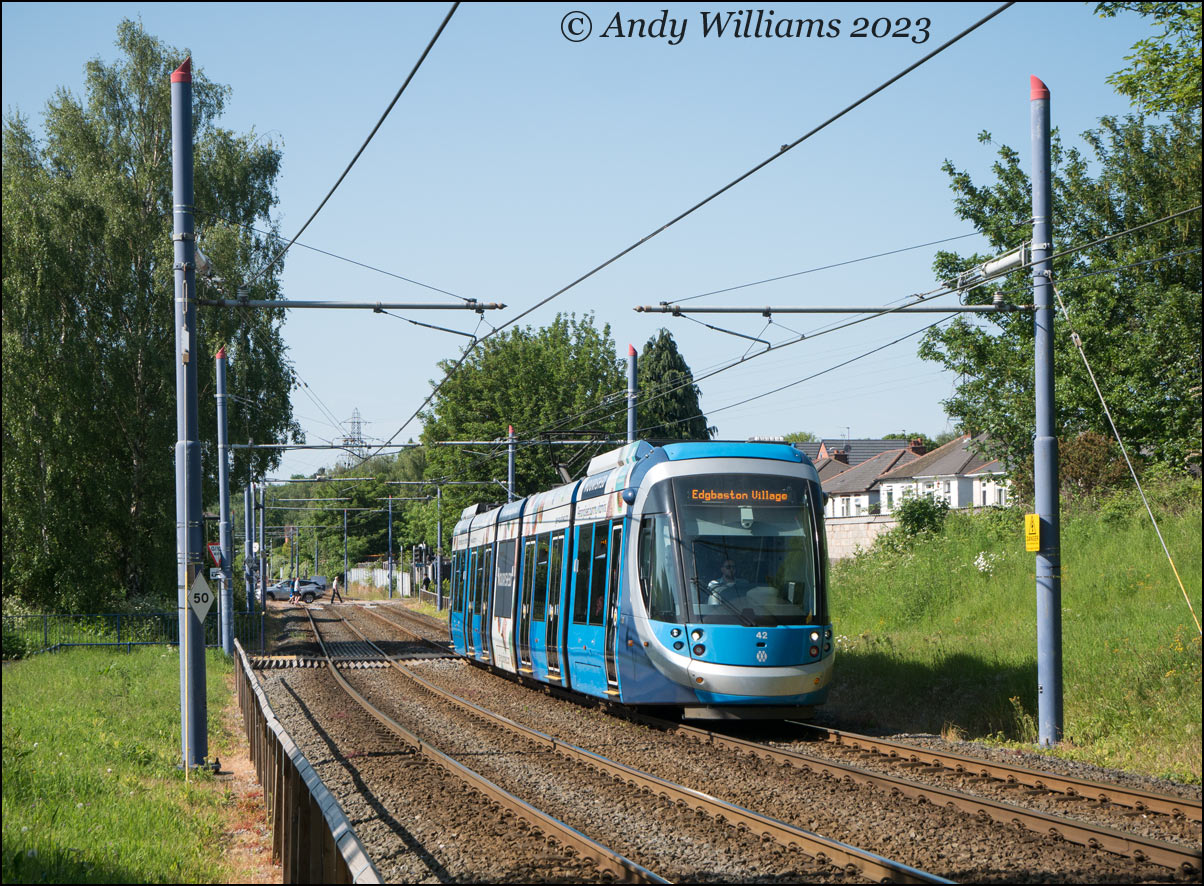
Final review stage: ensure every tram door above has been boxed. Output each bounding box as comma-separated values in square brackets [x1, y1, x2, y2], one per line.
[517, 538, 536, 671]
[544, 530, 565, 683]
[565, 522, 609, 697]
[465, 548, 478, 656]
[450, 551, 465, 654]
[478, 546, 493, 662]
[528, 535, 551, 676]
[603, 522, 624, 693]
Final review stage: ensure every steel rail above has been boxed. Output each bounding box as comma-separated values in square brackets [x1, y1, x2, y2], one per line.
[639, 717, 1201, 875]
[302, 608, 666, 885]
[788, 722, 1202, 823]
[347, 606, 952, 884]
[360, 605, 1199, 875]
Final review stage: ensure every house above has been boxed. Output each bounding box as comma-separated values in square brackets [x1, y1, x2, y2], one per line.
[820, 442, 926, 518]
[875, 433, 1008, 514]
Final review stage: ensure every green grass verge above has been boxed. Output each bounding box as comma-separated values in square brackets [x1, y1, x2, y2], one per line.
[827, 479, 1202, 783]
[2, 647, 237, 883]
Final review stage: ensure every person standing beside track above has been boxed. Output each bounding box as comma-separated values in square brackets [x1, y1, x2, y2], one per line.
[289, 574, 299, 605]
[330, 573, 343, 604]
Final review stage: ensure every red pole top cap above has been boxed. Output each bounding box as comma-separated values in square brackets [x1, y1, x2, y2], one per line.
[215, 345, 226, 360]
[1030, 76, 1049, 101]
[508, 425, 514, 435]
[628, 344, 636, 356]
[172, 58, 192, 83]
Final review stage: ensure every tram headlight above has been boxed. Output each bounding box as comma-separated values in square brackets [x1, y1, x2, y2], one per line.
[824, 628, 832, 640]
[691, 630, 703, 642]
[810, 631, 820, 642]
[693, 644, 706, 656]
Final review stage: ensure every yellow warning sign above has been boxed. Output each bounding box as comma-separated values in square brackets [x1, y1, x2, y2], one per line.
[1025, 514, 1041, 552]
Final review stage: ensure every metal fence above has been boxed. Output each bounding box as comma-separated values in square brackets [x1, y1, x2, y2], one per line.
[235, 640, 381, 883]
[3, 610, 266, 657]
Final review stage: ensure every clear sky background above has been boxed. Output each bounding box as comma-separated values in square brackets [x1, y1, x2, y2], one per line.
[3, 2, 1148, 481]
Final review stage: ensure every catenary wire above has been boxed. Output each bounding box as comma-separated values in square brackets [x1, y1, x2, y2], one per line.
[666, 231, 983, 305]
[196, 209, 471, 302]
[362, 2, 1016, 462]
[246, 3, 459, 287]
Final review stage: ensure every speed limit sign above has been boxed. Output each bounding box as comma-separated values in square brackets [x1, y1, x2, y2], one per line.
[189, 573, 215, 621]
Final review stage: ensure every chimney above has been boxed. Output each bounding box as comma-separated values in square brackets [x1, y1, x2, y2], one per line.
[832, 449, 849, 464]
[909, 437, 927, 455]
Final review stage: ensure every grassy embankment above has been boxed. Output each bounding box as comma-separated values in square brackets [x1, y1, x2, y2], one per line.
[826, 479, 1202, 782]
[2, 648, 240, 883]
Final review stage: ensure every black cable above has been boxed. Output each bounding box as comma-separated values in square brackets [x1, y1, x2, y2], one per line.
[363, 2, 1015, 461]
[666, 232, 982, 305]
[198, 209, 471, 302]
[246, 2, 459, 287]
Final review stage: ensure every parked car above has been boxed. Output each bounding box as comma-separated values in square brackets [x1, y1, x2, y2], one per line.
[260, 578, 326, 604]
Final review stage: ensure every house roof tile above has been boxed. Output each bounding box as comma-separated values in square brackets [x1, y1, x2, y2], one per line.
[822, 449, 920, 494]
[878, 433, 997, 480]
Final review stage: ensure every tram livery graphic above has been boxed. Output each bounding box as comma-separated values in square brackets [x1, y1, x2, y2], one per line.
[449, 440, 833, 718]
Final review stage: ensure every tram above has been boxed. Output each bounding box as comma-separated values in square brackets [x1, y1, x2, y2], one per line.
[448, 440, 833, 718]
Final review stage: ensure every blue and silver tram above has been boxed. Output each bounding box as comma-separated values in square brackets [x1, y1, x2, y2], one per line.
[449, 440, 833, 718]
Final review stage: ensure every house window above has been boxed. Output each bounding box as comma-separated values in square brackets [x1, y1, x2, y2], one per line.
[885, 488, 894, 509]
[943, 481, 950, 495]
[840, 498, 848, 517]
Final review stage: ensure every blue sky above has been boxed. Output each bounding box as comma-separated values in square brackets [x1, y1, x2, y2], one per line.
[2, 2, 1147, 480]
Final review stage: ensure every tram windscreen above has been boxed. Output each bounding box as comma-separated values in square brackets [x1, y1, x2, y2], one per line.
[672, 475, 824, 626]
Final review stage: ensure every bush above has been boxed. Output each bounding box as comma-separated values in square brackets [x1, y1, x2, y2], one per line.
[2, 624, 29, 660]
[893, 495, 951, 536]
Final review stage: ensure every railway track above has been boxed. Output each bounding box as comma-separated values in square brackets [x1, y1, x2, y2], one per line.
[783, 722, 1202, 822]
[302, 606, 665, 884]
[323, 605, 950, 884]
[344, 601, 1201, 882]
[640, 715, 1201, 875]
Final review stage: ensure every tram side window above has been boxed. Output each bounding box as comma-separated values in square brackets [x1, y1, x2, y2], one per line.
[454, 551, 464, 610]
[533, 534, 549, 621]
[548, 531, 564, 609]
[521, 539, 536, 614]
[588, 524, 610, 626]
[482, 547, 494, 613]
[494, 538, 517, 621]
[638, 515, 683, 622]
[473, 546, 485, 614]
[607, 523, 623, 615]
[571, 525, 593, 624]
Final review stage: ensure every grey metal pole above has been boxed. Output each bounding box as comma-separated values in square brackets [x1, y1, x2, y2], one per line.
[313, 528, 318, 582]
[258, 483, 267, 609]
[436, 485, 443, 610]
[388, 497, 394, 600]
[1031, 75, 1062, 747]
[343, 509, 349, 597]
[507, 425, 516, 502]
[215, 347, 233, 655]
[244, 483, 253, 613]
[171, 57, 207, 769]
[627, 344, 638, 443]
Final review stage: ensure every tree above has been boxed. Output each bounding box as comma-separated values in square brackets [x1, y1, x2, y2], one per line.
[1095, 2, 1202, 116]
[637, 329, 714, 442]
[414, 314, 625, 528]
[2, 21, 298, 610]
[919, 117, 1200, 474]
[783, 431, 818, 443]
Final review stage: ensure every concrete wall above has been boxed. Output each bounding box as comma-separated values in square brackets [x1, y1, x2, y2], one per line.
[824, 514, 899, 560]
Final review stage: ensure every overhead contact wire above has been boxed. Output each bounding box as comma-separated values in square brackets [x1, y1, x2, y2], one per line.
[365, 2, 1015, 460]
[247, 2, 460, 287]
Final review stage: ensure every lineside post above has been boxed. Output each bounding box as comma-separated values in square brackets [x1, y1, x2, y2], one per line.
[1031, 75, 1063, 746]
[172, 56, 207, 767]
[627, 344, 638, 443]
